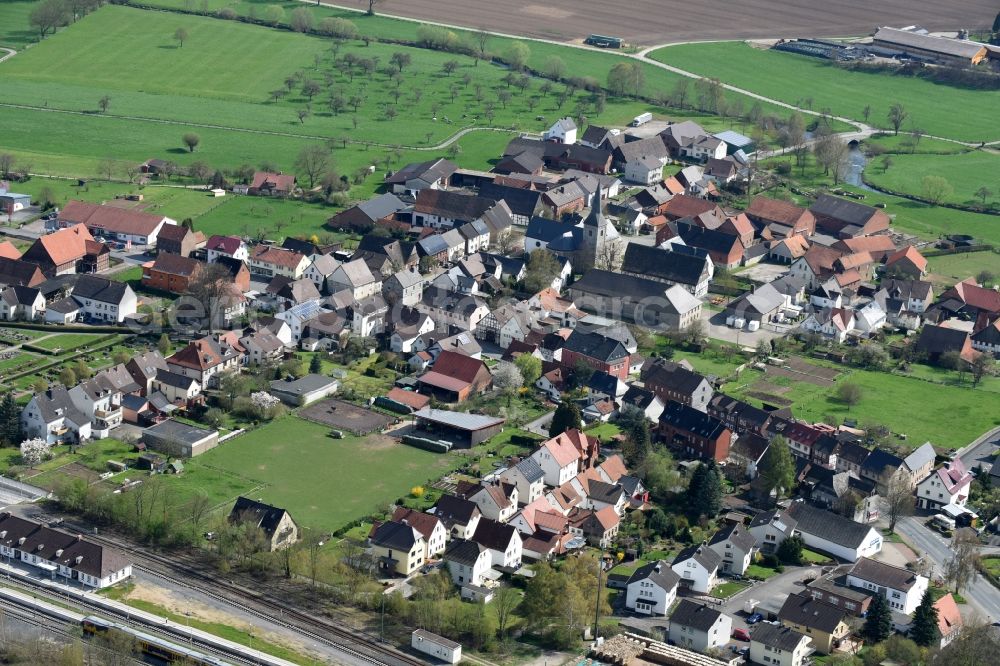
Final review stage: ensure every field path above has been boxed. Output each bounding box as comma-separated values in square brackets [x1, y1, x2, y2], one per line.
[0, 48, 15, 64]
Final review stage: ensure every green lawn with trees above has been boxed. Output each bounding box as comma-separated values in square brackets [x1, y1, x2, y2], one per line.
[649, 42, 1000, 142]
[0, 0, 42, 48]
[864, 150, 1000, 209]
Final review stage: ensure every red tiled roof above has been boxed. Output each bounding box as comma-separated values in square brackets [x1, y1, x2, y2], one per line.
[885, 245, 927, 272]
[599, 454, 628, 483]
[944, 278, 1000, 314]
[933, 593, 962, 638]
[387, 387, 431, 410]
[206, 235, 244, 255]
[250, 172, 295, 192]
[427, 350, 488, 384]
[30, 224, 95, 267]
[0, 241, 20, 260]
[391, 507, 442, 542]
[251, 245, 306, 270]
[61, 200, 167, 236]
[746, 196, 812, 227]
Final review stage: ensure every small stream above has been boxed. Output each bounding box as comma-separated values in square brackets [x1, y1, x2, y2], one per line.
[845, 145, 876, 191]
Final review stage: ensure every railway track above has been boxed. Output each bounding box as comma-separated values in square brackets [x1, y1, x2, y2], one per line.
[55, 522, 426, 666]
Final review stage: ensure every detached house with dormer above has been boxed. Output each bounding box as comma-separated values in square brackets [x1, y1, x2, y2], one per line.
[21, 386, 92, 445]
[671, 544, 721, 594]
[668, 599, 732, 652]
[707, 523, 757, 575]
[626, 560, 680, 617]
[916, 459, 973, 511]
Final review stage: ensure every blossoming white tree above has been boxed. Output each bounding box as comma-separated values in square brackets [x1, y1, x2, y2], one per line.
[20, 438, 52, 467]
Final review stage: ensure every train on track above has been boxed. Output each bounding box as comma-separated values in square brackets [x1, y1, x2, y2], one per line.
[82, 615, 233, 666]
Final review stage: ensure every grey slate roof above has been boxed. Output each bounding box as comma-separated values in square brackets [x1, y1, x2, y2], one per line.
[786, 501, 875, 550]
[71, 274, 131, 305]
[778, 591, 847, 633]
[810, 194, 880, 227]
[673, 544, 722, 572]
[751, 623, 810, 652]
[628, 559, 680, 592]
[357, 193, 407, 222]
[621, 243, 707, 287]
[708, 523, 756, 552]
[669, 598, 724, 632]
[512, 456, 544, 483]
[414, 407, 505, 432]
[229, 496, 293, 538]
[444, 538, 486, 566]
[370, 520, 421, 550]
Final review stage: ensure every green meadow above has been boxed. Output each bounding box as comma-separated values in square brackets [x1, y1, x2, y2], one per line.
[650, 42, 1000, 142]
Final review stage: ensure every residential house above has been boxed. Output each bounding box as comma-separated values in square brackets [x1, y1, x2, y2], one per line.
[749, 623, 813, 666]
[416, 288, 490, 332]
[884, 245, 928, 278]
[443, 539, 491, 588]
[847, 557, 928, 614]
[458, 481, 518, 523]
[0, 513, 131, 589]
[384, 268, 424, 307]
[205, 235, 249, 263]
[916, 459, 973, 511]
[249, 245, 309, 280]
[671, 544, 721, 594]
[786, 501, 882, 562]
[69, 275, 137, 323]
[0, 286, 44, 321]
[385, 158, 457, 197]
[620, 244, 713, 298]
[328, 258, 381, 300]
[809, 194, 890, 238]
[68, 377, 123, 438]
[21, 386, 93, 445]
[642, 359, 713, 412]
[165, 336, 241, 388]
[972, 318, 1000, 356]
[412, 190, 497, 230]
[770, 235, 811, 264]
[392, 507, 448, 559]
[244, 171, 295, 197]
[658, 402, 732, 462]
[531, 434, 584, 488]
[726, 283, 788, 326]
[57, 200, 174, 247]
[777, 592, 849, 655]
[707, 523, 756, 575]
[472, 518, 522, 569]
[151, 370, 201, 408]
[368, 521, 426, 577]
[229, 497, 298, 551]
[543, 117, 577, 144]
[668, 599, 732, 652]
[934, 593, 963, 648]
[567, 505, 620, 548]
[859, 448, 907, 495]
[669, 220, 745, 269]
[620, 386, 666, 424]
[141, 253, 203, 294]
[560, 329, 630, 380]
[433, 495, 482, 540]
[500, 458, 546, 506]
[800, 307, 855, 343]
[626, 561, 680, 617]
[747, 509, 798, 554]
[902, 442, 936, 485]
[125, 351, 168, 396]
[302, 254, 340, 294]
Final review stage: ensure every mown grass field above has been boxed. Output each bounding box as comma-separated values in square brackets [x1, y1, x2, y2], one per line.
[864, 150, 1000, 208]
[194, 417, 460, 533]
[724, 360, 1000, 448]
[29, 332, 106, 352]
[927, 251, 1000, 288]
[0, 0, 39, 49]
[650, 42, 1000, 142]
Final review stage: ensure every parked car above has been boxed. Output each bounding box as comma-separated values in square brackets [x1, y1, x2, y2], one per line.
[746, 612, 763, 625]
[733, 628, 751, 642]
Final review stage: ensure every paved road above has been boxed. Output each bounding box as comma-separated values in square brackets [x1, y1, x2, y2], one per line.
[524, 410, 554, 436]
[957, 426, 1000, 472]
[896, 515, 1000, 621]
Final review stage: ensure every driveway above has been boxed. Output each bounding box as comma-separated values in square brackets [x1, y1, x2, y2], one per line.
[717, 566, 825, 630]
[524, 411, 554, 436]
[702, 310, 787, 347]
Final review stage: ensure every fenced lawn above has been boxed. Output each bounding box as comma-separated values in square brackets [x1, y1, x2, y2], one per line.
[927, 251, 1000, 289]
[194, 417, 461, 533]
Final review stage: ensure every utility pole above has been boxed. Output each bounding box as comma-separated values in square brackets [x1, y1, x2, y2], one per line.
[593, 555, 602, 642]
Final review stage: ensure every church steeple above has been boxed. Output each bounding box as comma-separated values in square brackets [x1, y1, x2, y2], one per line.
[584, 186, 604, 227]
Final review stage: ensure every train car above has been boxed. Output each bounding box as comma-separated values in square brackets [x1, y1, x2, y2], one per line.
[82, 616, 230, 666]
